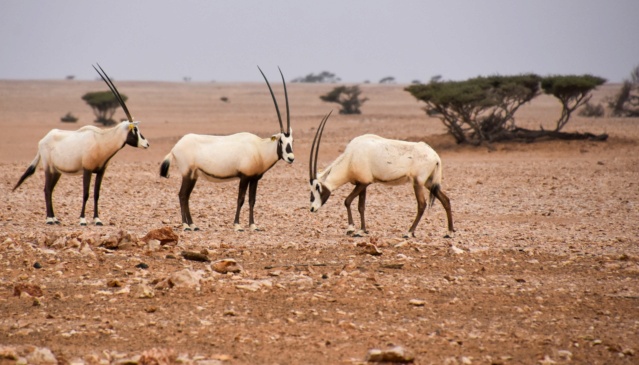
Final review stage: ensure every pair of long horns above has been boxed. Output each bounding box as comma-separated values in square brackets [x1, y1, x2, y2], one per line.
[309, 110, 333, 181]
[92, 64, 134, 124]
[258, 66, 290, 134]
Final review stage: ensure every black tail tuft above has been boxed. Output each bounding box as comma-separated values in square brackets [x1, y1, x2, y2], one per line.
[428, 184, 440, 208]
[160, 159, 170, 178]
[13, 164, 37, 191]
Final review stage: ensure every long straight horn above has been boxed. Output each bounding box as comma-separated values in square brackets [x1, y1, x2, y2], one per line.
[309, 111, 332, 181]
[257, 66, 284, 134]
[278, 67, 290, 133]
[93, 64, 134, 123]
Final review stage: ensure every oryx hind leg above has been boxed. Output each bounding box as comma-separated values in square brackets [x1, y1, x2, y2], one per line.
[432, 186, 454, 238]
[44, 169, 62, 225]
[234, 178, 250, 232]
[405, 183, 427, 238]
[179, 174, 198, 231]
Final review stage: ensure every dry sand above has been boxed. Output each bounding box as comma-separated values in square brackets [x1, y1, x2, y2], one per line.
[0, 80, 638, 364]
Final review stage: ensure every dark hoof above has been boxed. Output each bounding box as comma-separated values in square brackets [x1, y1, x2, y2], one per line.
[80, 223, 87, 226]
[55, 221, 61, 225]
[193, 227, 200, 231]
[95, 222, 103, 226]
[46, 221, 55, 225]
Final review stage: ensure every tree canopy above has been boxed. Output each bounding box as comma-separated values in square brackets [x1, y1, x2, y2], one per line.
[320, 85, 368, 114]
[406, 74, 607, 144]
[82, 91, 127, 126]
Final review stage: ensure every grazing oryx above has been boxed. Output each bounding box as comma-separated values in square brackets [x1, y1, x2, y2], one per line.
[160, 67, 293, 232]
[309, 112, 454, 238]
[13, 64, 150, 225]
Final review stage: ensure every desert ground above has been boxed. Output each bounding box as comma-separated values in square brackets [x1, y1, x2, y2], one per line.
[0, 79, 638, 365]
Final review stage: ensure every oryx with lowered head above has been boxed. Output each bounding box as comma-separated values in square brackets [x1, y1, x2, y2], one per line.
[308, 112, 454, 238]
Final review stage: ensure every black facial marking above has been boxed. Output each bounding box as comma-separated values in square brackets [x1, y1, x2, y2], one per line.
[285, 144, 292, 154]
[125, 128, 139, 147]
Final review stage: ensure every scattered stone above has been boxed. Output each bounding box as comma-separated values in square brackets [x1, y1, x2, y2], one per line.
[136, 263, 149, 270]
[409, 299, 425, 307]
[182, 251, 210, 263]
[169, 269, 204, 289]
[450, 245, 465, 255]
[107, 279, 123, 288]
[13, 283, 44, 298]
[25, 346, 57, 365]
[138, 284, 155, 299]
[236, 279, 272, 292]
[366, 345, 415, 363]
[212, 259, 242, 274]
[139, 348, 176, 365]
[33, 262, 42, 269]
[357, 242, 382, 256]
[142, 227, 179, 245]
[381, 263, 404, 269]
[557, 350, 573, 360]
[0, 346, 18, 360]
[146, 239, 161, 252]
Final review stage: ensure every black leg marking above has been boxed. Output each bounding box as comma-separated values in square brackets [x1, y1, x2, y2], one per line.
[44, 169, 61, 223]
[234, 178, 250, 227]
[248, 177, 261, 229]
[80, 170, 92, 225]
[407, 183, 427, 237]
[357, 185, 368, 232]
[179, 175, 197, 226]
[432, 186, 454, 237]
[93, 169, 105, 225]
[344, 183, 368, 234]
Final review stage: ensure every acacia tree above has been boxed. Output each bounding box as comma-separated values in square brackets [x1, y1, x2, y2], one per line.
[541, 75, 606, 131]
[405, 74, 541, 144]
[608, 65, 639, 117]
[82, 91, 128, 126]
[292, 71, 341, 83]
[406, 74, 608, 144]
[320, 85, 368, 114]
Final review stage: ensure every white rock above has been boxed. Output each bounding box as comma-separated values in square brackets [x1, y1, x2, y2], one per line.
[26, 347, 57, 365]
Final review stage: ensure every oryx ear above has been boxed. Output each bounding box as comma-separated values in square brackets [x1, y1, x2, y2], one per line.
[271, 135, 278, 142]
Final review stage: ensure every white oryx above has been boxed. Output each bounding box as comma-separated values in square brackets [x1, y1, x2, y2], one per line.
[309, 112, 454, 238]
[160, 67, 293, 232]
[13, 64, 150, 225]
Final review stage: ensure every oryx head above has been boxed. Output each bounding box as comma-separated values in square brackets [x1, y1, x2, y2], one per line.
[309, 111, 333, 212]
[93, 64, 150, 149]
[259, 66, 293, 164]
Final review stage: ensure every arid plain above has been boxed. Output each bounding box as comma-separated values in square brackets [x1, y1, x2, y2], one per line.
[0, 79, 638, 364]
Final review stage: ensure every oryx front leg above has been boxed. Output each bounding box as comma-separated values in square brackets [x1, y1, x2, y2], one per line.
[92, 169, 105, 226]
[44, 169, 61, 225]
[179, 175, 198, 231]
[405, 183, 427, 239]
[344, 183, 368, 237]
[79, 170, 92, 226]
[233, 178, 250, 232]
[247, 177, 262, 231]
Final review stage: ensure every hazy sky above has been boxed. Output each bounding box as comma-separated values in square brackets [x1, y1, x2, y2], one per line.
[1, 1, 638, 83]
